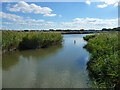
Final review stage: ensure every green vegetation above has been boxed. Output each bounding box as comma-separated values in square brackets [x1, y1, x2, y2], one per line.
[2, 31, 24, 51]
[84, 32, 119, 88]
[83, 34, 96, 41]
[2, 31, 63, 52]
[61, 31, 95, 34]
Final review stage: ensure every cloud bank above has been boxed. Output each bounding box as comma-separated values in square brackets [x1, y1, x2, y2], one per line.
[60, 17, 117, 30]
[1, 12, 118, 30]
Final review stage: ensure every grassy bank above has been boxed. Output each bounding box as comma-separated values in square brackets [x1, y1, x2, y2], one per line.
[84, 32, 119, 88]
[83, 34, 96, 41]
[2, 31, 63, 52]
[61, 31, 95, 34]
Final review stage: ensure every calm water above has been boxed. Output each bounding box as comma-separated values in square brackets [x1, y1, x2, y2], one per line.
[2, 34, 94, 88]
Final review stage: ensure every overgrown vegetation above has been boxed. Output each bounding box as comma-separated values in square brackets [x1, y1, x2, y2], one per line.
[84, 32, 119, 88]
[83, 34, 96, 41]
[61, 31, 95, 34]
[2, 31, 63, 52]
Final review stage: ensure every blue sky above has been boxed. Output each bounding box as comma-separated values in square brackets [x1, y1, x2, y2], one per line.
[1, 1, 119, 30]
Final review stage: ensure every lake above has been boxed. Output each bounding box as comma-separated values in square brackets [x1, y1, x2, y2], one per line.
[2, 34, 94, 88]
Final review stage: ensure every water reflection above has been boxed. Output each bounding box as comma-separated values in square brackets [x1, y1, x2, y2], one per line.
[2, 34, 94, 88]
[74, 40, 76, 44]
[2, 53, 19, 70]
[2, 44, 63, 70]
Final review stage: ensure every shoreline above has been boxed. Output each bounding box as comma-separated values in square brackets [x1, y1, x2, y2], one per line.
[83, 32, 119, 88]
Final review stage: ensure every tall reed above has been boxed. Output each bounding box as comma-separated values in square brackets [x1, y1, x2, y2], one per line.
[84, 32, 119, 88]
[2, 31, 63, 52]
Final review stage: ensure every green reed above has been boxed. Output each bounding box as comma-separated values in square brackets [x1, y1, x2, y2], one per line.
[84, 32, 119, 88]
[2, 31, 63, 51]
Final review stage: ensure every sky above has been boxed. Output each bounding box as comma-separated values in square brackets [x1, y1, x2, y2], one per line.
[0, 0, 119, 30]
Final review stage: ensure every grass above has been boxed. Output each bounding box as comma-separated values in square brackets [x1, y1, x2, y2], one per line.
[83, 32, 119, 88]
[2, 31, 63, 52]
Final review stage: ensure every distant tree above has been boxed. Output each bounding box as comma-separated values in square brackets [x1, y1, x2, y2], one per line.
[80, 29, 84, 31]
[102, 28, 107, 31]
[49, 29, 54, 31]
[24, 30, 29, 32]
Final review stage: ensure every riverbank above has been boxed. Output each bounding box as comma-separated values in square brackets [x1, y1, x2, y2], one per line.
[83, 32, 119, 88]
[61, 31, 95, 34]
[2, 31, 63, 53]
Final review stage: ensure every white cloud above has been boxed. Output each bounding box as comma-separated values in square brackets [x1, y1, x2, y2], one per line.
[61, 18, 118, 30]
[100, 0, 119, 5]
[114, 2, 119, 6]
[85, 0, 91, 5]
[84, 0, 119, 8]
[0, 12, 45, 23]
[45, 21, 54, 24]
[18, 22, 54, 26]
[2, 22, 13, 24]
[1, 12, 118, 30]
[26, 19, 45, 22]
[43, 14, 56, 17]
[73, 18, 82, 21]
[97, 4, 108, 8]
[97, 0, 119, 8]
[7, 1, 56, 16]
[0, 12, 23, 22]
[1, 12, 55, 30]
